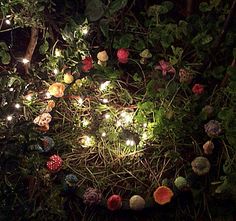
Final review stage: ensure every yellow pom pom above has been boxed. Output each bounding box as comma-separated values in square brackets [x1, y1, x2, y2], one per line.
[64, 73, 74, 84]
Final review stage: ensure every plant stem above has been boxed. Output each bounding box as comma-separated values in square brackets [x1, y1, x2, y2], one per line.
[24, 27, 39, 74]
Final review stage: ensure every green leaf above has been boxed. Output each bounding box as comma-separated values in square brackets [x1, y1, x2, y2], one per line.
[38, 5, 45, 11]
[199, 2, 212, 12]
[114, 34, 134, 48]
[202, 34, 213, 45]
[233, 48, 236, 59]
[161, 1, 174, 11]
[1, 52, 11, 64]
[132, 73, 142, 82]
[39, 40, 49, 54]
[133, 39, 146, 51]
[227, 66, 236, 81]
[0, 42, 9, 51]
[138, 101, 155, 114]
[108, 0, 128, 14]
[211, 66, 225, 79]
[99, 19, 109, 38]
[85, 0, 105, 22]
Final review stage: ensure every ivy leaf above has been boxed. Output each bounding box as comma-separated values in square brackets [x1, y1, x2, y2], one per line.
[108, 0, 128, 14]
[85, 0, 105, 22]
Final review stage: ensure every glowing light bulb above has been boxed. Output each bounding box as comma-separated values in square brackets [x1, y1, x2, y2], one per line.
[142, 132, 148, 140]
[7, 115, 13, 121]
[15, 103, 21, 109]
[45, 92, 51, 99]
[5, 19, 11, 25]
[25, 94, 32, 101]
[53, 68, 59, 75]
[143, 123, 147, 128]
[82, 135, 94, 147]
[81, 26, 89, 35]
[101, 132, 106, 137]
[22, 58, 29, 64]
[77, 97, 83, 105]
[126, 139, 135, 146]
[116, 121, 122, 127]
[9, 88, 14, 92]
[121, 111, 132, 124]
[104, 113, 110, 119]
[82, 119, 90, 127]
[55, 49, 61, 57]
[102, 98, 109, 103]
[100, 81, 110, 91]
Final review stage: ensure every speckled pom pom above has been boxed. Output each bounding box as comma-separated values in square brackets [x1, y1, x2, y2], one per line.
[46, 155, 62, 172]
[83, 187, 102, 206]
[204, 120, 222, 137]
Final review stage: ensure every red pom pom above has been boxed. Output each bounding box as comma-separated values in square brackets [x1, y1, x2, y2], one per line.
[46, 154, 62, 172]
[82, 57, 93, 72]
[107, 194, 122, 211]
[117, 48, 129, 63]
[192, 83, 204, 95]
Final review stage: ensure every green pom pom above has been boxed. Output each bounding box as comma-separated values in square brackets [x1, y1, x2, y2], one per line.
[174, 176, 188, 190]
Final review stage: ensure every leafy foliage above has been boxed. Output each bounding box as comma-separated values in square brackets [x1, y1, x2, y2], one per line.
[0, 0, 236, 220]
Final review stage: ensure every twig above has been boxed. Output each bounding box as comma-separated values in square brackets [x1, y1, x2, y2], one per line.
[186, 0, 193, 16]
[0, 26, 20, 33]
[24, 27, 39, 74]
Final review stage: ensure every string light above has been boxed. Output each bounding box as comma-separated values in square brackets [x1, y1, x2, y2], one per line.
[143, 123, 147, 128]
[116, 121, 122, 127]
[9, 88, 14, 92]
[45, 92, 51, 99]
[15, 103, 21, 109]
[55, 49, 61, 57]
[5, 19, 11, 25]
[81, 26, 89, 35]
[120, 111, 133, 124]
[82, 119, 90, 127]
[77, 97, 83, 105]
[104, 113, 110, 119]
[53, 68, 59, 75]
[22, 58, 29, 64]
[101, 132, 106, 137]
[126, 139, 135, 146]
[142, 132, 148, 140]
[102, 98, 109, 103]
[6, 115, 13, 121]
[81, 135, 94, 147]
[100, 81, 110, 91]
[25, 94, 33, 101]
